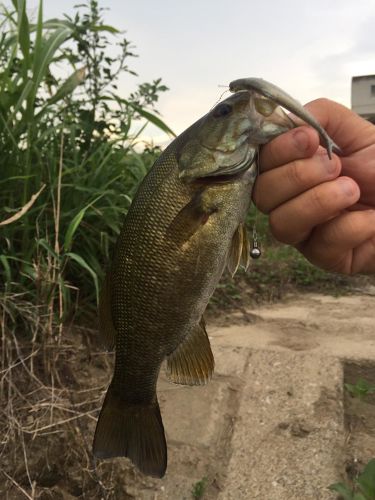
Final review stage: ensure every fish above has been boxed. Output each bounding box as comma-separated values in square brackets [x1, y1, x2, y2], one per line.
[229, 77, 342, 159]
[93, 84, 338, 478]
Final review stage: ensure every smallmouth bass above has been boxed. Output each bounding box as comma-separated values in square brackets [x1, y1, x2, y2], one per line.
[93, 84, 338, 478]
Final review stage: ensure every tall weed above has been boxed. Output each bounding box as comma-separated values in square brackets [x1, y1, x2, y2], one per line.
[0, 2, 173, 496]
[0, 0, 172, 334]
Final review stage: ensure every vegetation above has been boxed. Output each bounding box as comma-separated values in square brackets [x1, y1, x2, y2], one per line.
[0, 1, 172, 497]
[0, 0, 172, 337]
[341, 379, 375, 499]
[329, 459, 375, 500]
[191, 477, 208, 499]
[345, 379, 375, 400]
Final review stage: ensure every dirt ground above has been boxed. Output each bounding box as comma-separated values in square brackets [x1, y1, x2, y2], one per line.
[146, 290, 375, 499]
[2, 288, 375, 499]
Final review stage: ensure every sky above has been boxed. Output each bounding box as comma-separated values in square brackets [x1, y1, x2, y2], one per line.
[27, 0, 375, 143]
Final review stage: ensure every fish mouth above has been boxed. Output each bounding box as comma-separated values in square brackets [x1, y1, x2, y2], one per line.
[178, 132, 256, 184]
[199, 143, 256, 181]
[194, 165, 255, 185]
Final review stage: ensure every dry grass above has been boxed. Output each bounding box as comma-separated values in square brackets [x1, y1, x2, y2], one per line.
[0, 297, 134, 499]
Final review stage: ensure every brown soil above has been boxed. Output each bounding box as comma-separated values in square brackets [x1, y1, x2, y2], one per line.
[2, 287, 375, 499]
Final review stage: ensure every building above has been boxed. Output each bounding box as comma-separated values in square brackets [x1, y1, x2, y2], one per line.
[351, 74, 375, 123]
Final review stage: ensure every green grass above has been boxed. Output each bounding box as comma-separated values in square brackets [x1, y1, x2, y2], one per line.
[345, 379, 375, 400]
[329, 459, 375, 500]
[0, 0, 172, 336]
[192, 477, 208, 499]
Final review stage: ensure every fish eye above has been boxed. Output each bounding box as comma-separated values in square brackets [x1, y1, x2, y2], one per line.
[213, 103, 233, 118]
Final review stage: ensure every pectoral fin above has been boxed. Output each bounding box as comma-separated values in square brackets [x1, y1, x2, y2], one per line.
[227, 223, 251, 276]
[166, 318, 214, 385]
[98, 272, 117, 350]
[241, 224, 251, 271]
[167, 190, 217, 245]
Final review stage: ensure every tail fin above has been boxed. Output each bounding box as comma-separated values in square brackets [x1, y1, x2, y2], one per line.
[93, 386, 167, 478]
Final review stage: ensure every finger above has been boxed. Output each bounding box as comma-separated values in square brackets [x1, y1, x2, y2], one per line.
[352, 228, 375, 274]
[350, 202, 375, 211]
[260, 126, 320, 171]
[269, 176, 360, 245]
[341, 143, 375, 205]
[300, 209, 375, 274]
[303, 98, 375, 155]
[254, 150, 341, 214]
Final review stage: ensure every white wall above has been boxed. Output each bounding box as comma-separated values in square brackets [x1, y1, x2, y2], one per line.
[351, 76, 375, 118]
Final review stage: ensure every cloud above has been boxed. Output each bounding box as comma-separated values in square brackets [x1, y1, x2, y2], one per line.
[308, 15, 375, 106]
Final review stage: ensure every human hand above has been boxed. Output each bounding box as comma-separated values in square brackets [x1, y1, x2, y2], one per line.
[255, 98, 375, 274]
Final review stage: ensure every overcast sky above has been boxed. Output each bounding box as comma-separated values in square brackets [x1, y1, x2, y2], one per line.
[28, 0, 375, 142]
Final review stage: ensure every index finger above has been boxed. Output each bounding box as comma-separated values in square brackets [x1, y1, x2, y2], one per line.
[260, 125, 319, 172]
[302, 98, 375, 155]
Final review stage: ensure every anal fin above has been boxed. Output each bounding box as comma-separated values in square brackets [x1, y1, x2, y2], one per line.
[166, 318, 214, 385]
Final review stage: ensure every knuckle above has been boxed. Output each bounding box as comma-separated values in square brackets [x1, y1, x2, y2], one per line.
[310, 97, 332, 108]
[308, 185, 329, 213]
[286, 159, 307, 189]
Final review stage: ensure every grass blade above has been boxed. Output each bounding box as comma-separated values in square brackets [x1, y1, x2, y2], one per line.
[62, 191, 105, 253]
[0, 184, 46, 226]
[65, 252, 99, 303]
[328, 483, 354, 500]
[0, 255, 12, 285]
[6, 79, 34, 124]
[39, 67, 86, 112]
[357, 458, 375, 498]
[17, 0, 30, 65]
[29, 26, 72, 113]
[32, 0, 44, 76]
[132, 105, 176, 137]
[63, 208, 86, 252]
[37, 238, 59, 260]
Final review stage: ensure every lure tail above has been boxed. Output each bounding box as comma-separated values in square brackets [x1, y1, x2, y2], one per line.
[93, 385, 167, 478]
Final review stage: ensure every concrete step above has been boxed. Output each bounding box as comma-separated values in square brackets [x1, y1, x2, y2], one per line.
[218, 350, 345, 500]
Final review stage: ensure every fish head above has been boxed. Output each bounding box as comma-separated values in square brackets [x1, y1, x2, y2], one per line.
[178, 90, 294, 182]
[229, 77, 342, 159]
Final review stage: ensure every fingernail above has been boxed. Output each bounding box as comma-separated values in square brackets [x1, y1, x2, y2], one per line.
[320, 152, 338, 174]
[292, 128, 310, 152]
[337, 177, 358, 197]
